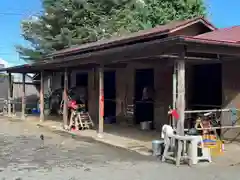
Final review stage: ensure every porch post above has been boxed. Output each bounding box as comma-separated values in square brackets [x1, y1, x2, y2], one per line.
[63, 68, 68, 129]
[40, 71, 45, 122]
[172, 62, 177, 129]
[21, 73, 26, 120]
[176, 51, 186, 136]
[7, 73, 12, 117]
[98, 66, 104, 137]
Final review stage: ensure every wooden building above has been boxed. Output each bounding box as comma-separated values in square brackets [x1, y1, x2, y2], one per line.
[2, 17, 240, 139]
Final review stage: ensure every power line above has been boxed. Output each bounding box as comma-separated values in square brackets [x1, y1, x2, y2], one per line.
[0, 11, 41, 16]
[0, 12, 26, 16]
[0, 52, 18, 55]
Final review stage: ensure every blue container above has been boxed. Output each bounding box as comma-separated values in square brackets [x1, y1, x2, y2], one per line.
[104, 117, 111, 124]
[32, 108, 40, 114]
[152, 140, 165, 156]
[104, 116, 116, 124]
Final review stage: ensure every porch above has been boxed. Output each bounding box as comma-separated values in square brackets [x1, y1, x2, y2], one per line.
[1, 20, 240, 142]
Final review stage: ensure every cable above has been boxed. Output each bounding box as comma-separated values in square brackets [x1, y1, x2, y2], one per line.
[0, 12, 26, 16]
[0, 53, 18, 55]
[0, 11, 41, 16]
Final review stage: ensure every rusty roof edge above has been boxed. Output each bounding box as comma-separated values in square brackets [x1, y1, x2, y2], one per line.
[49, 30, 170, 58]
[50, 36, 184, 61]
[182, 36, 240, 47]
[0, 65, 26, 72]
[0, 59, 53, 72]
[0, 36, 184, 72]
[4, 35, 240, 73]
[199, 17, 218, 30]
[49, 17, 215, 58]
[169, 17, 217, 34]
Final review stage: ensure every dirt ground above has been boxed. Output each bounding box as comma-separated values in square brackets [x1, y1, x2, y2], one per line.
[0, 118, 240, 180]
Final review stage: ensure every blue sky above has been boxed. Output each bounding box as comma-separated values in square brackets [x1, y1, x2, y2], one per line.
[207, 0, 240, 28]
[0, 0, 239, 66]
[0, 0, 41, 65]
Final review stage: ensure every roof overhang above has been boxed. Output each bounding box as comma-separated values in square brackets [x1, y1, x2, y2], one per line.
[49, 17, 216, 58]
[2, 35, 240, 73]
[183, 36, 240, 56]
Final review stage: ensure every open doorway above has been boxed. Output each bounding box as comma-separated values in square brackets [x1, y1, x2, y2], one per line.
[190, 64, 222, 109]
[104, 71, 116, 122]
[134, 68, 154, 128]
[76, 72, 88, 111]
[76, 73, 88, 87]
[190, 63, 222, 136]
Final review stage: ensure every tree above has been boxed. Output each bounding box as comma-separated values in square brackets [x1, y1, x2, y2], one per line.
[16, 0, 207, 62]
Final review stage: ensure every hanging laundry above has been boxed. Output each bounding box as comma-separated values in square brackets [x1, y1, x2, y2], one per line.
[168, 109, 179, 120]
[230, 108, 238, 126]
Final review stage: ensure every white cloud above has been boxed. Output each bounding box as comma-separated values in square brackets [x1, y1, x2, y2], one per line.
[0, 58, 34, 81]
[0, 58, 11, 68]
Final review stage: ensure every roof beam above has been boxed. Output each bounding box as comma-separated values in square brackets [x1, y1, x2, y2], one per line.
[186, 42, 240, 56]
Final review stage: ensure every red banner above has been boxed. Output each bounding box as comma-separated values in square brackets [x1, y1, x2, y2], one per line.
[100, 95, 104, 117]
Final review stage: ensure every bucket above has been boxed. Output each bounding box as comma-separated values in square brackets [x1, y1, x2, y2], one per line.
[152, 140, 164, 156]
[140, 121, 152, 130]
[208, 140, 224, 157]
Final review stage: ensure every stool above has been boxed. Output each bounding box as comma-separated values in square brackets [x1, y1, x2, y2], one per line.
[162, 134, 186, 166]
[162, 133, 211, 166]
[187, 135, 212, 165]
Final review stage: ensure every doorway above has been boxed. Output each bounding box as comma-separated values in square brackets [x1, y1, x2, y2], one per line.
[190, 64, 222, 136]
[76, 72, 88, 111]
[76, 73, 88, 87]
[104, 71, 116, 122]
[134, 68, 154, 127]
[190, 64, 222, 109]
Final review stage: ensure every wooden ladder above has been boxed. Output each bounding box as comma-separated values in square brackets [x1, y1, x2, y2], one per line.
[69, 110, 94, 130]
[78, 111, 94, 129]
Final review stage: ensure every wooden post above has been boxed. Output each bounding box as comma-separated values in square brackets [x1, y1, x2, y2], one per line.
[63, 69, 68, 129]
[11, 76, 14, 116]
[40, 71, 45, 122]
[7, 73, 12, 117]
[176, 52, 186, 136]
[21, 73, 26, 120]
[172, 62, 177, 128]
[98, 66, 104, 137]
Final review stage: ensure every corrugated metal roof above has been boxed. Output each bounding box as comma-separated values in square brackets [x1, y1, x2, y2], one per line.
[195, 26, 240, 43]
[51, 17, 216, 57]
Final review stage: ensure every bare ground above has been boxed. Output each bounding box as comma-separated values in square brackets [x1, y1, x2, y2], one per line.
[0, 118, 239, 180]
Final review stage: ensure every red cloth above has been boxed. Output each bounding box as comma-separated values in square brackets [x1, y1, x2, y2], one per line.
[71, 126, 76, 131]
[169, 109, 179, 120]
[100, 95, 104, 117]
[68, 100, 78, 109]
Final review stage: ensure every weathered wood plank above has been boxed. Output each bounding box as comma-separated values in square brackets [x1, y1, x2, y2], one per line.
[40, 71, 45, 122]
[63, 68, 69, 128]
[176, 55, 186, 135]
[98, 67, 104, 137]
[21, 73, 26, 120]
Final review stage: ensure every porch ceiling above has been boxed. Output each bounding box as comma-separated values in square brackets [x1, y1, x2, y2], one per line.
[2, 35, 240, 73]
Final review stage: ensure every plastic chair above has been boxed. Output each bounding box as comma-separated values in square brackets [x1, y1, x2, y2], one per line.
[187, 135, 212, 165]
[161, 124, 211, 166]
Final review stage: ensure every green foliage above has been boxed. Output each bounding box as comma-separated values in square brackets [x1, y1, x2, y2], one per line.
[17, 0, 207, 62]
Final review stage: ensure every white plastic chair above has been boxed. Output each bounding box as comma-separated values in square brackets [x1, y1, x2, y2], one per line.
[187, 135, 212, 165]
[161, 124, 211, 166]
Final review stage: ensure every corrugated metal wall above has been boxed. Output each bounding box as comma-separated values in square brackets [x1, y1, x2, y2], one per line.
[13, 83, 39, 111]
[0, 75, 39, 111]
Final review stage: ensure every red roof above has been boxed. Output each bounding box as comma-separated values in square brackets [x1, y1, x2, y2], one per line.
[195, 26, 240, 43]
[52, 17, 216, 57]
